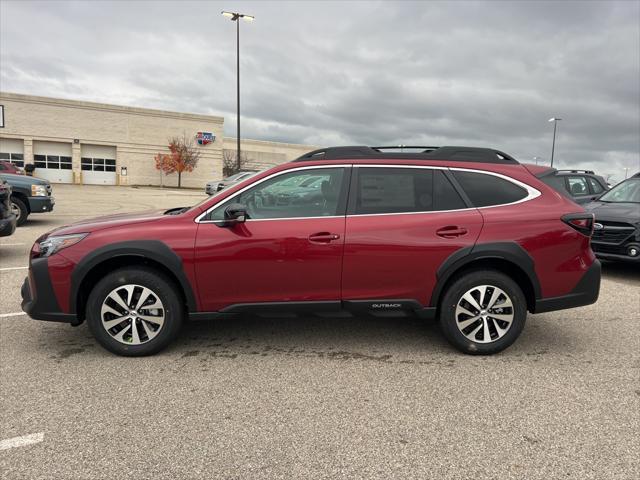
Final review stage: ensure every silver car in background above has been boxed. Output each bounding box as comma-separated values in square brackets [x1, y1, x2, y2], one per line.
[205, 170, 259, 195]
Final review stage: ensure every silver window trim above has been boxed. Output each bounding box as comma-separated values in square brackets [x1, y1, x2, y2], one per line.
[195, 164, 351, 223]
[195, 163, 541, 223]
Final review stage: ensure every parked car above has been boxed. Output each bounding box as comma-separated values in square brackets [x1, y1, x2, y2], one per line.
[537, 169, 609, 204]
[0, 160, 25, 175]
[205, 170, 259, 195]
[0, 173, 55, 226]
[583, 174, 640, 263]
[0, 179, 17, 237]
[22, 145, 600, 357]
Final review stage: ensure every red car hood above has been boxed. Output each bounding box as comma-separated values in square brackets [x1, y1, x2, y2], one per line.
[49, 209, 174, 236]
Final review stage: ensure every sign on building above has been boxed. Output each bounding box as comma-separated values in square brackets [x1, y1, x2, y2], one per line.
[196, 131, 214, 145]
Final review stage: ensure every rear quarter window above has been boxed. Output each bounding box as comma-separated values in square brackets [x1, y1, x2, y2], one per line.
[452, 170, 528, 207]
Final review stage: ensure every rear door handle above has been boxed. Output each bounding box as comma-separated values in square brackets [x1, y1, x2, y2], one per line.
[436, 226, 468, 238]
[308, 232, 341, 243]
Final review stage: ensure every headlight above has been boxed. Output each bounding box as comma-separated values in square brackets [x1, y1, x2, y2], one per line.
[38, 233, 88, 257]
[31, 185, 48, 196]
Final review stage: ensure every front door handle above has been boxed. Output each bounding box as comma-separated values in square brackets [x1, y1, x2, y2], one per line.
[309, 232, 341, 243]
[436, 226, 468, 238]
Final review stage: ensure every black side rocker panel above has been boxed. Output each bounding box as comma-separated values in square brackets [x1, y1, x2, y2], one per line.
[70, 240, 198, 314]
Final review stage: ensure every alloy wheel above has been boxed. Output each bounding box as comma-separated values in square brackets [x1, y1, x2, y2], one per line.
[100, 284, 165, 345]
[454, 285, 514, 343]
[10, 202, 21, 222]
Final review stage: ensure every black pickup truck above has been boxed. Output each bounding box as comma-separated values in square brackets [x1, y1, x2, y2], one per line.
[0, 173, 55, 226]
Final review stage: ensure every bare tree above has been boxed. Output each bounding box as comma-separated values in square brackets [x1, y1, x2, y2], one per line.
[223, 149, 249, 177]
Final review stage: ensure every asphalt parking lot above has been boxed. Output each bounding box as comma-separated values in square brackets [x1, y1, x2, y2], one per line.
[1, 184, 638, 479]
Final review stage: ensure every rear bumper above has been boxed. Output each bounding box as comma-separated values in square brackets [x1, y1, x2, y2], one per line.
[533, 260, 601, 314]
[21, 257, 77, 324]
[0, 213, 17, 237]
[27, 196, 55, 213]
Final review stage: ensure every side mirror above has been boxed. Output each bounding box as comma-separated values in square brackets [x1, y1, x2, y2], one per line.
[223, 203, 247, 225]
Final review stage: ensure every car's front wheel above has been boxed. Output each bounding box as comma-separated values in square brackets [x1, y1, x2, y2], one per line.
[86, 267, 183, 356]
[10, 196, 29, 226]
[439, 270, 527, 355]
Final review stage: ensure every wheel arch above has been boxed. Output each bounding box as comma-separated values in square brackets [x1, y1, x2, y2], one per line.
[11, 192, 31, 213]
[70, 240, 197, 323]
[430, 242, 541, 313]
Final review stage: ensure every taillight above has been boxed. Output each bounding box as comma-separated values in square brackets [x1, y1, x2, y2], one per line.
[562, 213, 595, 237]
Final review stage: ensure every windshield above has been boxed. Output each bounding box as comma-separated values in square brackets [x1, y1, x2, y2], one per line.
[599, 178, 640, 203]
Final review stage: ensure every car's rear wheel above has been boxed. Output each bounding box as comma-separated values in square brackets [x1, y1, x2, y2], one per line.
[10, 196, 29, 226]
[86, 267, 183, 356]
[439, 270, 526, 355]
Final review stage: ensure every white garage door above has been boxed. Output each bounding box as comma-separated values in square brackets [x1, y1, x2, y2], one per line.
[0, 138, 25, 168]
[33, 141, 73, 183]
[81, 144, 116, 185]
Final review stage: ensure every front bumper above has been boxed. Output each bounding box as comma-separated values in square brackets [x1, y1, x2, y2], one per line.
[27, 196, 55, 213]
[591, 241, 640, 263]
[0, 213, 17, 237]
[21, 257, 77, 324]
[533, 260, 601, 314]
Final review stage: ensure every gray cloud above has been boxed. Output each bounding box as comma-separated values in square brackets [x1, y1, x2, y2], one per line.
[1, 0, 639, 181]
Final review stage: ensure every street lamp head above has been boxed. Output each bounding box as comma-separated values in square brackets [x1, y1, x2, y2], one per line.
[221, 11, 254, 21]
[548, 117, 562, 122]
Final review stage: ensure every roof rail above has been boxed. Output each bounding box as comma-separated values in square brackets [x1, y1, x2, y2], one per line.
[557, 169, 595, 174]
[293, 145, 519, 164]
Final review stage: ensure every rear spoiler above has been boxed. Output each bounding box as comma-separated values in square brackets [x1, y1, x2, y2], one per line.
[521, 163, 556, 178]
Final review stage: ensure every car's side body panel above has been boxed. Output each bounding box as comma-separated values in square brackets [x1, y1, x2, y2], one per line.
[194, 217, 346, 311]
[342, 209, 483, 305]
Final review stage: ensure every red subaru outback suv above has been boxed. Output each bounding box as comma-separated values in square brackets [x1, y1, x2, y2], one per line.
[22, 146, 600, 356]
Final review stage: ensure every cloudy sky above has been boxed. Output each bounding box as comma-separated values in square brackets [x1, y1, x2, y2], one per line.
[1, 0, 639, 180]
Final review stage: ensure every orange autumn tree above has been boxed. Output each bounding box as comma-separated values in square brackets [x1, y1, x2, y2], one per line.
[154, 134, 201, 188]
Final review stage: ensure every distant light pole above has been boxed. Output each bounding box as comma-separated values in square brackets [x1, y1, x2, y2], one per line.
[533, 156, 541, 165]
[624, 167, 630, 179]
[222, 10, 254, 172]
[548, 117, 562, 168]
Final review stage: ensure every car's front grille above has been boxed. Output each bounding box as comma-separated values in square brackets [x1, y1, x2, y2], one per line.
[592, 221, 636, 245]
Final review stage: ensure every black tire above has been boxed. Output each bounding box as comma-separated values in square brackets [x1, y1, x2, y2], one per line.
[439, 270, 527, 355]
[86, 267, 184, 356]
[11, 196, 29, 226]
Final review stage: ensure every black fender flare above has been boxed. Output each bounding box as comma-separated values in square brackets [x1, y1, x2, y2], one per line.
[429, 242, 541, 307]
[70, 240, 197, 313]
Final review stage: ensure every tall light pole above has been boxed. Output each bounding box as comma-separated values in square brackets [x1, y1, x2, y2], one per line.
[548, 117, 562, 168]
[222, 10, 254, 172]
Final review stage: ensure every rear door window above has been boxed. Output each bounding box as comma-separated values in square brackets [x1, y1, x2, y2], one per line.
[588, 177, 604, 194]
[352, 167, 467, 215]
[452, 170, 528, 207]
[566, 176, 589, 196]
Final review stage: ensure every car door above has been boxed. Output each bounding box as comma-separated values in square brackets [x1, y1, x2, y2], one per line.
[341, 166, 483, 308]
[565, 176, 592, 204]
[194, 165, 350, 311]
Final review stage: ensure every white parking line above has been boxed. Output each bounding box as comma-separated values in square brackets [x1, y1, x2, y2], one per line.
[0, 266, 28, 271]
[0, 312, 26, 318]
[0, 432, 44, 451]
[0, 243, 25, 246]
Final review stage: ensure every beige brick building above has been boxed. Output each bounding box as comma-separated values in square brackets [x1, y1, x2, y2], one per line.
[0, 92, 316, 188]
